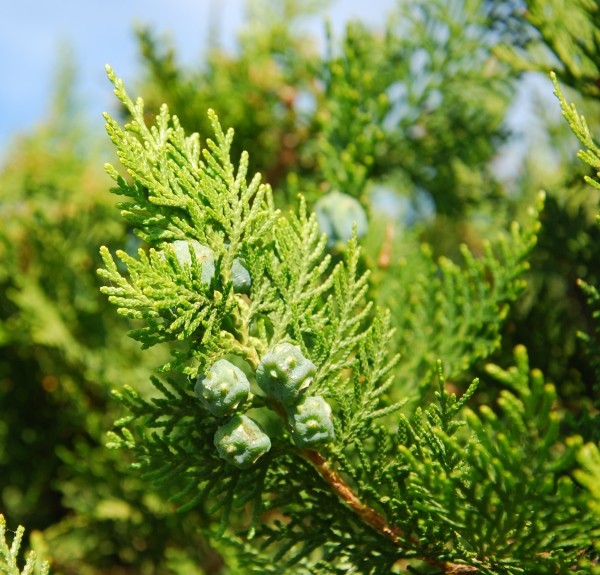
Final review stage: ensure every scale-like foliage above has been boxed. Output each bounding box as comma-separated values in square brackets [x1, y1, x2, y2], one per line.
[98, 66, 600, 573]
[552, 73, 600, 568]
[552, 72, 600, 192]
[578, 279, 600, 394]
[0, 515, 49, 575]
[100, 69, 407, 570]
[553, 73, 600, 395]
[99, 66, 278, 366]
[381, 196, 542, 400]
[0, 60, 210, 575]
[380, 348, 597, 573]
[6, 2, 600, 574]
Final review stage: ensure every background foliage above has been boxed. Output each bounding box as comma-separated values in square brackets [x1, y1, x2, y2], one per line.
[1, 0, 599, 573]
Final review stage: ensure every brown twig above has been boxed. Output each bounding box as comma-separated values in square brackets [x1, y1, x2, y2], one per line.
[301, 448, 486, 574]
[269, 395, 485, 572]
[301, 448, 405, 544]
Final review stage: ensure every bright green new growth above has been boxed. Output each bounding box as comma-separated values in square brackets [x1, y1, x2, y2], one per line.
[99, 64, 406, 546]
[255, 342, 317, 405]
[551, 74, 600, 540]
[0, 515, 50, 575]
[315, 190, 368, 247]
[213, 415, 271, 469]
[194, 359, 250, 416]
[98, 63, 278, 357]
[287, 395, 335, 448]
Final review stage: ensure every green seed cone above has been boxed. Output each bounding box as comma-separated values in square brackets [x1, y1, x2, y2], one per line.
[231, 257, 251, 294]
[195, 359, 250, 417]
[288, 395, 335, 448]
[256, 342, 316, 406]
[214, 415, 271, 468]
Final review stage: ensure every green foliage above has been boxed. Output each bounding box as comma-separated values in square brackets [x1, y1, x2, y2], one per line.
[98, 60, 599, 571]
[133, 0, 317, 185]
[382, 347, 596, 573]
[0, 515, 50, 575]
[377, 196, 542, 401]
[552, 71, 600, 191]
[135, 0, 513, 221]
[495, 0, 600, 97]
[576, 442, 600, 518]
[4, 0, 600, 573]
[480, 0, 600, 398]
[100, 74, 406, 557]
[578, 279, 600, 395]
[575, 442, 600, 575]
[0, 66, 138, 530]
[551, 69, 600, 402]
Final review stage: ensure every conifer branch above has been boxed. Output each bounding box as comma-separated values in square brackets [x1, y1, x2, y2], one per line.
[96, 66, 597, 574]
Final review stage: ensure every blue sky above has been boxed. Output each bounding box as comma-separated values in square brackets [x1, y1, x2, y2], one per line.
[0, 0, 396, 157]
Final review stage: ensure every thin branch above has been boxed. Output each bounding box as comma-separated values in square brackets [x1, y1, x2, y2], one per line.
[301, 449, 404, 544]
[302, 449, 484, 575]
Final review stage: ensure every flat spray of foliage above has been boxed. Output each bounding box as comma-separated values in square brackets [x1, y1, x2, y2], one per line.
[96, 64, 599, 574]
